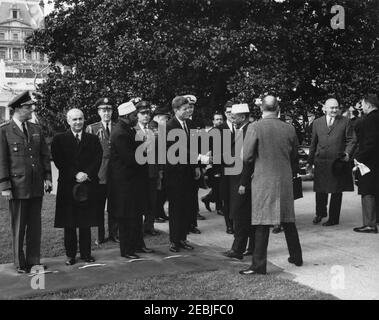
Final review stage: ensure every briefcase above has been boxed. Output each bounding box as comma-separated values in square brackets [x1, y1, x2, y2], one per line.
[293, 176, 303, 200]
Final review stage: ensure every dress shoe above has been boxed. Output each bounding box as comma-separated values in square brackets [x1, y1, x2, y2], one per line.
[239, 268, 266, 275]
[197, 213, 206, 220]
[136, 247, 155, 253]
[272, 225, 283, 234]
[65, 258, 76, 266]
[189, 226, 201, 234]
[312, 216, 323, 224]
[145, 229, 160, 236]
[226, 227, 234, 234]
[353, 226, 378, 233]
[243, 250, 252, 256]
[109, 236, 120, 243]
[288, 257, 303, 267]
[217, 210, 224, 216]
[201, 198, 212, 212]
[169, 243, 180, 253]
[223, 250, 243, 260]
[16, 266, 28, 274]
[81, 255, 95, 263]
[122, 253, 140, 259]
[155, 217, 167, 223]
[322, 221, 338, 226]
[179, 240, 194, 250]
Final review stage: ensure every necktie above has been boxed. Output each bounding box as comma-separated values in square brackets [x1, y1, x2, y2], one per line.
[183, 121, 189, 136]
[105, 123, 110, 137]
[75, 133, 80, 144]
[21, 122, 28, 140]
[328, 117, 334, 128]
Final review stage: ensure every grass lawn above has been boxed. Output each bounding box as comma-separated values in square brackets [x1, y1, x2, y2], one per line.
[26, 269, 336, 300]
[0, 195, 169, 264]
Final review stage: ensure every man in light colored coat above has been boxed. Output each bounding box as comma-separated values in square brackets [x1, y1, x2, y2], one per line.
[307, 98, 356, 226]
[239, 95, 302, 275]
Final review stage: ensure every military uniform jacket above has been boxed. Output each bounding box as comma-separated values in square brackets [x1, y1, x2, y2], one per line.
[86, 121, 115, 184]
[0, 119, 51, 199]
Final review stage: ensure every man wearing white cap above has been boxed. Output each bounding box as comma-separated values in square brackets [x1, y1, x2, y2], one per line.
[223, 103, 253, 260]
[107, 100, 152, 259]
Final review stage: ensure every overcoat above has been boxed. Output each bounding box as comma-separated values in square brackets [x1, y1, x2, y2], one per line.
[0, 119, 51, 198]
[308, 115, 356, 193]
[107, 119, 149, 220]
[51, 131, 102, 228]
[354, 110, 379, 195]
[241, 115, 298, 225]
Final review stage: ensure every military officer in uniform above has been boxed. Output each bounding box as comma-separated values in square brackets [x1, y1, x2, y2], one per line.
[0, 91, 52, 273]
[86, 98, 119, 244]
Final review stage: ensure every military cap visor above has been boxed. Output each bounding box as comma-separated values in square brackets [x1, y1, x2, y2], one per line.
[97, 104, 113, 110]
[94, 98, 112, 109]
[8, 90, 36, 109]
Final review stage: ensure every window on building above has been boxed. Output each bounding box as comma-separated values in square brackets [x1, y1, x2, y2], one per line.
[12, 10, 18, 19]
[0, 48, 6, 60]
[0, 32, 5, 40]
[25, 51, 32, 61]
[13, 49, 20, 60]
[39, 53, 45, 62]
[12, 33, 19, 41]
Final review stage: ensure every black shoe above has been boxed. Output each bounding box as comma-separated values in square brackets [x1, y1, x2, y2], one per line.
[223, 250, 243, 260]
[169, 243, 180, 253]
[145, 229, 160, 236]
[243, 250, 252, 256]
[179, 240, 194, 250]
[353, 226, 378, 233]
[272, 225, 283, 234]
[217, 210, 224, 216]
[239, 268, 266, 275]
[98, 238, 106, 244]
[122, 253, 140, 259]
[288, 257, 303, 266]
[226, 227, 234, 234]
[135, 247, 155, 253]
[197, 213, 206, 220]
[313, 216, 323, 224]
[81, 256, 95, 263]
[65, 258, 76, 266]
[322, 221, 338, 226]
[16, 266, 28, 274]
[189, 226, 201, 234]
[201, 198, 212, 212]
[109, 236, 120, 243]
[155, 217, 167, 223]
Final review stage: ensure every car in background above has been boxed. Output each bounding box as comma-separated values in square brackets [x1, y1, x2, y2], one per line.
[298, 145, 313, 181]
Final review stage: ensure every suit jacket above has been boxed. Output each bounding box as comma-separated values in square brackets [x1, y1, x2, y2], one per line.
[0, 119, 51, 199]
[51, 130, 102, 228]
[354, 110, 379, 195]
[86, 121, 116, 184]
[241, 115, 298, 225]
[107, 119, 149, 219]
[308, 115, 356, 193]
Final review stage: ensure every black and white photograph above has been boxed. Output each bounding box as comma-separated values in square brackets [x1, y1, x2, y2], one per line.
[0, 0, 378, 305]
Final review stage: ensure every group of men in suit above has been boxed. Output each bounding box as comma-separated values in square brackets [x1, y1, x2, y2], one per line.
[1, 89, 378, 275]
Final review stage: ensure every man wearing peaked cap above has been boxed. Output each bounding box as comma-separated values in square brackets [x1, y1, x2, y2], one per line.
[107, 100, 151, 259]
[0, 90, 52, 273]
[86, 98, 119, 245]
[223, 102, 253, 260]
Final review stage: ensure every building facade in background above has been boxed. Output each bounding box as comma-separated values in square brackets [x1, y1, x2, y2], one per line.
[0, 0, 48, 122]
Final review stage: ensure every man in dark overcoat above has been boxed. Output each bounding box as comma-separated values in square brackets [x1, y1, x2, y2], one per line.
[52, 108, 102, 265]
[107, 100, 152, 259]
[307, 97, 356, 226]
[353, 94, 379, 233]
[223, 104, 252, 260]
[86, 98, 118, 244]
[0, 91, 52, 273]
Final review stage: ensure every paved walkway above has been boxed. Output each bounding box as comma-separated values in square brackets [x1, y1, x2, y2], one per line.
[161, 182, 378, 300]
